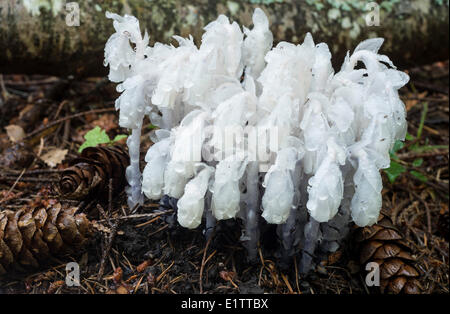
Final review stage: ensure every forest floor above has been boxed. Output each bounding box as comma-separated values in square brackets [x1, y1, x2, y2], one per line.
[0, 61, 448, 294]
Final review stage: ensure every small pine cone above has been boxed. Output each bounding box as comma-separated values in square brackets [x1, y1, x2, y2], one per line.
[0, 200, 91, 274]
[57, 145, 129, 200]
[355, 212, 421, 294]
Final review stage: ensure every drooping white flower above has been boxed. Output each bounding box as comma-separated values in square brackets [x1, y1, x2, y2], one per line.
[211, 153, 248, 220]
[300, 94, 331, 174]
[242, 8, 273, 83]
[151, 36, 198, 111]
[258, 33, 316, 115]
[163, 110, 209, 198]
[142, 132, 172, 200]
[349, 146, 383, 226]
[104, 12, 149, 83]
[262, 147, 300, 224]
[201, 15, 244, 79]
[177, 164, 215, 229]
[306, 139, 346, 222]
[310, 43, 333, 93]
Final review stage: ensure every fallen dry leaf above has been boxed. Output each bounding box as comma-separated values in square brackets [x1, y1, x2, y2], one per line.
[47, 280, 65, 294]
[327, 250, 343, 266]
[219, 270, 236, 282]
[40, 148, 68, 167]
[115, 285, 129, 294]
[113, 267, 123, 284]
[5, 124, 25, 142]
[91, 113, 118, 132]
[137, 260, 151, 273]
[405, 91, 428, 111]
[91, 221, 112, 233]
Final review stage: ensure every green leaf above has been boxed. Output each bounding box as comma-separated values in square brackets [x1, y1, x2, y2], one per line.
[412, 144, 448, 153]
[384, 161, 407, 183]
[410, 171, 428, 183]
[405, 133, 415, 141]
[416, 102, 428, 139]
[78, 126, 111, 153]
[412, 158, 424, 167]
[112, 134, 128, 142]
[389, 140, 404, 159]
[392, 140, 404, 152]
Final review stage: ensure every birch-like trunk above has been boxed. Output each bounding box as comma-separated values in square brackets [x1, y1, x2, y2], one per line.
[0, 0, 448, 76]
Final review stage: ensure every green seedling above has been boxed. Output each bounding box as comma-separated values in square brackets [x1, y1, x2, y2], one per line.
[383, 102, 445, 184]
[79, 126, 128, 153]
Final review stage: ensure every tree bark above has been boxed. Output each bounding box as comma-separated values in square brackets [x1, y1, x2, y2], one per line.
[0, 0, 448, 76]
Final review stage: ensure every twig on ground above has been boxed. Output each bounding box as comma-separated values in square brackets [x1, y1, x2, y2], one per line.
[199, 232, 215, 294]
[24, 107, 115, 141]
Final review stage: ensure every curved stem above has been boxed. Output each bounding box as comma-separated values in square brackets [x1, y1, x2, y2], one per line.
[126, 127, 144, 210]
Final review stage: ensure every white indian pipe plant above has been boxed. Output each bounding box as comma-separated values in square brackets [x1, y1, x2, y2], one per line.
[104, 8, 409, 272]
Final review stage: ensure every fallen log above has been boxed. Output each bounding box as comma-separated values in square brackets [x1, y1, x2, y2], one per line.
[0, 0, 448, 76]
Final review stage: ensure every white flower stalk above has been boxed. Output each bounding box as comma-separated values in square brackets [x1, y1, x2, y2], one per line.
[104, 9, 409, 270]
[104, 12, 151, 209]
[125, 129, 144, 208]
[242, 161, 261, 261]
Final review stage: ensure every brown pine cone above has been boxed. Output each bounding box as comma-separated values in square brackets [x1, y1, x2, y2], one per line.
[0, 200, 91, 274]
[57, 145, 129, 200]
[355, 212, 421, 294]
